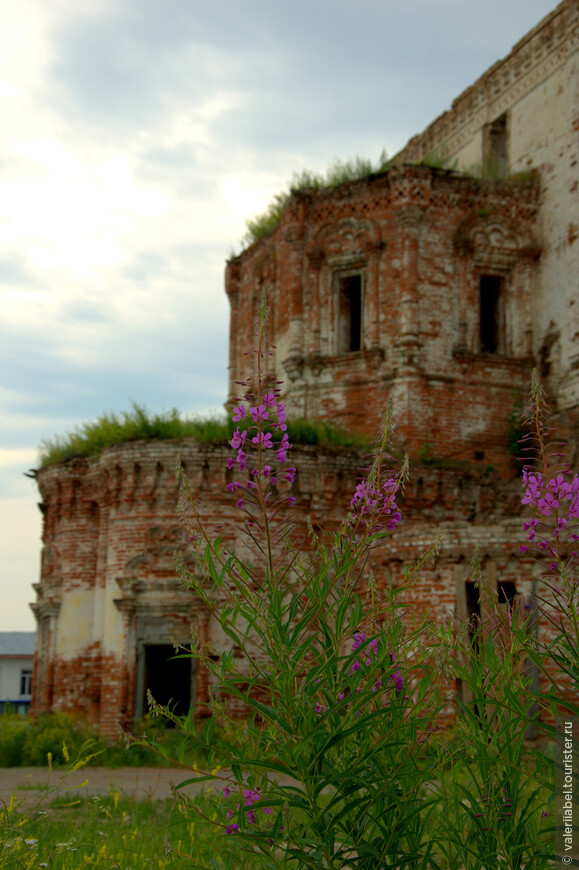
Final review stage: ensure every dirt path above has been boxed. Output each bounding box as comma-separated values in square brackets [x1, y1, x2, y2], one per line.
[0, 766, 227, 809]
[0, 766, 300, 809]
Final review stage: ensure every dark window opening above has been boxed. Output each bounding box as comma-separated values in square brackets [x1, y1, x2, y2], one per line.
[497, 580, 517, 605]
[142, 644, 191, 720]
[483, 114, 508, 178]
[480, 275, 503, 354]
[338, 274, 362, 353]
[20, 670, 32, 696]
[465, 581, 481, 648]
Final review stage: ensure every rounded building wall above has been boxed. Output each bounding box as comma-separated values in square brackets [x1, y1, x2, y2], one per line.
[31, 434, 534, 736]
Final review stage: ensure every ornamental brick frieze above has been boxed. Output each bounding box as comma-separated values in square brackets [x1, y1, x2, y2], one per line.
[312, 216, 381, 261]
[282, 352, 304, 382]
[454, 212, 539, 261]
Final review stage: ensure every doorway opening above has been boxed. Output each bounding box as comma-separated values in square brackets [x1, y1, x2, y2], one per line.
[137, 643, 192, 720]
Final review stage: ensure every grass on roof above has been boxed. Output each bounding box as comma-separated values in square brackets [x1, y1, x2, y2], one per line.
[38, 402, 368, 468]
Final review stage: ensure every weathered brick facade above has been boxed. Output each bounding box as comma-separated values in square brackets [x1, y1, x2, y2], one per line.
[31, 1, 578, 735]
[226, 165, 540, 475]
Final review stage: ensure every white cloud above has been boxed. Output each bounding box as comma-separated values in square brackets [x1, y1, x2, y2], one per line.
[0, 142, 169, 277]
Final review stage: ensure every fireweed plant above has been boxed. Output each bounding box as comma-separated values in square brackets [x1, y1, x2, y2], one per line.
[126, 312, 566, 869]
[511, 370, 579, 729]
[135, 300, 446, 869]
[427, 370, 576, 869]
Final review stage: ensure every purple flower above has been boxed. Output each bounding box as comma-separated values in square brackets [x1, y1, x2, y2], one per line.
[232, 406, 246, 422]
[351, 660, 361, 673]
[223, 786, 231, 798]
[236, 498, 245, 509]
[276, 402, 287, 429]
[243, 789, 261, 806]
[226, 457, 235, 470]
[315, 702, 324, 714]
[226, 823, 239, 835]
[391, 669, 403, 692]
[352, 631, 366, 652]
[263, 392, 277, 407]
[519, 545, 528, 553]
[250, 404, 269, 422]
[229, 428, 246, 450]
[285, 468, 296, 483]
[287, 497, 296, 506]
[252, 431, 273, 449]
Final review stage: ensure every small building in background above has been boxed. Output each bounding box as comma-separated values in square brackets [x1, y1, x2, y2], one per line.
[0, 633, 35, 715]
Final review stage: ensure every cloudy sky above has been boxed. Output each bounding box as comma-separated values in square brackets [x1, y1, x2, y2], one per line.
[1, 0, 557, 631]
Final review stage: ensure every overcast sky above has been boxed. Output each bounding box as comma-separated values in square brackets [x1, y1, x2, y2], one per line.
[1, 0, 558, 632]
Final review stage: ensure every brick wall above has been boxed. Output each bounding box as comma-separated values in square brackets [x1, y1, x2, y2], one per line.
[226, 166, 540, 475]
[31, 433, 536, 736]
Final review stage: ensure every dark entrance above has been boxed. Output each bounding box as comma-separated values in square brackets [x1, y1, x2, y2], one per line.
[338, 273, 363, 353]
[138, 643, 192, 719]
[479, 275, 503, 354]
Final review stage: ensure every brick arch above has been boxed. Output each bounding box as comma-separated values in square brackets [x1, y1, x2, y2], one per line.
[310, 216, 381, 262]
[454, 212, 539, 260]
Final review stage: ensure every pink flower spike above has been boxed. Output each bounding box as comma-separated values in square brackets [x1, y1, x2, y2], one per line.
[263, 392, 277, 407]
[226, 457, 235, 470]
[519, 545, 528, 553]
[236, 498, 245, 509]
[287, 497, 296, 506]
[232, 406, 246, 422]
[223, 787, 231, 798]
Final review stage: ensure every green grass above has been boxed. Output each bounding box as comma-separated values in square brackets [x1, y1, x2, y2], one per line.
[241, 154, 390, 247]
[0, 739, 554, 870]
[0, 713, 200, 769]
[37, 404, 369, 469]
[0, 789, 230, 870]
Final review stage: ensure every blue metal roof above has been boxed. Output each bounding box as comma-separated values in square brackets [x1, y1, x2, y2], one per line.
[0, 632, 35, 656]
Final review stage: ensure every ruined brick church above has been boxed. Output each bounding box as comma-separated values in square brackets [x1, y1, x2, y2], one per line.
[31, 1, 578, 735]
